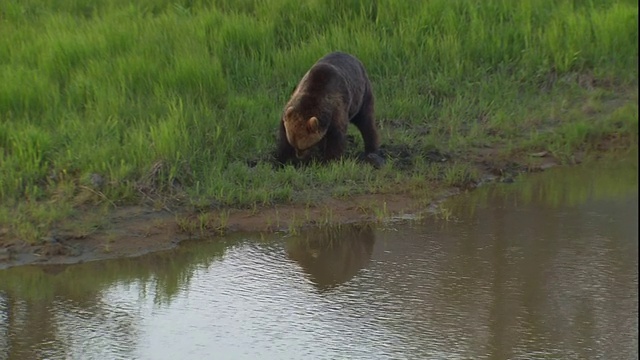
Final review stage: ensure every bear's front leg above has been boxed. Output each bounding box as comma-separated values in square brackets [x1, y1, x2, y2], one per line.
[321, 126, 347, 162]
[275, 121, 297, 165]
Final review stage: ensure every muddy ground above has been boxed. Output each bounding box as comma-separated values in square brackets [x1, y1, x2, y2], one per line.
[0, 141, 582, 270]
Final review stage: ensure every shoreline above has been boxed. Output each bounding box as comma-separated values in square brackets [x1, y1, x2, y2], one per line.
[0, 151, 557, 270]
[0, 141, 636, 270]
[0, 192, 456, 271]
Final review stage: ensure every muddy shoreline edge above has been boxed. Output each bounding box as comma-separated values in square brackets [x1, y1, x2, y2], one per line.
[0, 160, 544, 269]
[0, 189, 459, 270]
[0, 145, 636, 270]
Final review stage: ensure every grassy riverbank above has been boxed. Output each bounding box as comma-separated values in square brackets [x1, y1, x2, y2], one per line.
[1, 0, 638, 244]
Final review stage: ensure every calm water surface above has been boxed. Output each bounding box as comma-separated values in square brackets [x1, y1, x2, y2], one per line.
[0, 154, 637, 360]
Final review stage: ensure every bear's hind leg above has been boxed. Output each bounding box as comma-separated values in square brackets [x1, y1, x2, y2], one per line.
[351, 90, 380, 155]
[351, 90, 385, 168]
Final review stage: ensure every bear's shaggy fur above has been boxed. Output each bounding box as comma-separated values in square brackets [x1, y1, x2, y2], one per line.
[275, 52, 381, 166]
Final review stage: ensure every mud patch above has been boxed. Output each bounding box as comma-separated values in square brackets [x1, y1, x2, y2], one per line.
[378, 143, 450, 171]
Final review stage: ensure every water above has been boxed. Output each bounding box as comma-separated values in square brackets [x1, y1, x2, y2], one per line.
[1, 154, 637, 360]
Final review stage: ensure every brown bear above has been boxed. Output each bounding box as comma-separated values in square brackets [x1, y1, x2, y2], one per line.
[275, 52, 384, 168]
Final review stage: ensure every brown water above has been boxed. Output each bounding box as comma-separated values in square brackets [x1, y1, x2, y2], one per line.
[0, 154, 637, 360]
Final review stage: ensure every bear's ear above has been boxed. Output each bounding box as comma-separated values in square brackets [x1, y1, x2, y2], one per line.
[307, 117, 320, 133]
[284, 106, 295, 121]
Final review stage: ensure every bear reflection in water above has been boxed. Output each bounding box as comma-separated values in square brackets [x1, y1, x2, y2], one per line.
[285, 224, 375, 290]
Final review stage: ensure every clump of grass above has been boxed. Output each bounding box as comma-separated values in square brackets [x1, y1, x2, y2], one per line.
[354, 200, 391, 222]
[0, 202, 74, 244]
[0, 0, 637, 241]
[435, 206, 455, 222]
[175, 210, 230, 237]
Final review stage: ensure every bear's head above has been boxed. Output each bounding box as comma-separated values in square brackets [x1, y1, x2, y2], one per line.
[283, 106, 327, 159]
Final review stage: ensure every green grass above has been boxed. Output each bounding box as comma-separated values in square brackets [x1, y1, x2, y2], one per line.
[0, 0, 638, 243]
